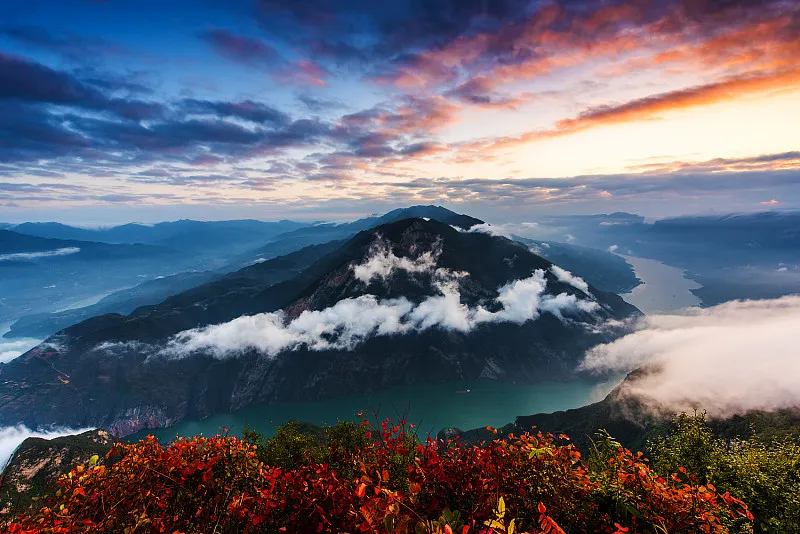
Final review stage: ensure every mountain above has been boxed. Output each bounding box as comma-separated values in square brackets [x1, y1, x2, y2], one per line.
[234, 205, 484, 265]
[0, 229, 172, 260]
[9, 219, 309, 257]
[0, 218, 638, 437]
[0, 230, 186, 323]
[0, 430, 113, 514]
[515, 237, 640, 294]
[1, 206, 479, 337]
[4, 240, 346, 341]
[3, 271, 219, 340]
[374, 205, 483, 228]
[3, 210, 639, 341]
[529, 211, 800, 306]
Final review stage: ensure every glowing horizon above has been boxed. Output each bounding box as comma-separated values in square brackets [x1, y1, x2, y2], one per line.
[1, 0, 798, 223]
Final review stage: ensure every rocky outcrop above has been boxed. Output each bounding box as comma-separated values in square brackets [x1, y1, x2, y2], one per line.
[0, 430, 113, 516]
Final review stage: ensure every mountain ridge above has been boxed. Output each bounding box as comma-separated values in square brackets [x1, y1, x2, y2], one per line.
[0, 217, 638, 437]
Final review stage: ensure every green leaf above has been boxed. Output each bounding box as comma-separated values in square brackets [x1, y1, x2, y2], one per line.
[89, 454, 100, 466]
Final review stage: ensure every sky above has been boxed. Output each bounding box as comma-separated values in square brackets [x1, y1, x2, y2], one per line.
[0, 0, 798, 224]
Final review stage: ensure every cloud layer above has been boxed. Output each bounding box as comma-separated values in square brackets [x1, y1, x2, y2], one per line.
[551, 265, 590, 295]
[0, 247, 80, 262]
[0, 425, 92, 470]
[160, 244, 598, 359]
[352, 237, 442, 283]
[0, 336, 43, 363]
[580, 296, 800, 417]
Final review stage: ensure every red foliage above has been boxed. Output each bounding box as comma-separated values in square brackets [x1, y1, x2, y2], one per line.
[5, 420, 752, 534]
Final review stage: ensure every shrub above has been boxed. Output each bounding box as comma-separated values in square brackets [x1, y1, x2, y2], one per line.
[649, 411, 800, 533]
[5, 417, 752, 534]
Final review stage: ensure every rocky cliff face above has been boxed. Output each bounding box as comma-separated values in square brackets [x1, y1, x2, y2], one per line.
[0, 430, 113, 516]
[0, 218, 639, 438]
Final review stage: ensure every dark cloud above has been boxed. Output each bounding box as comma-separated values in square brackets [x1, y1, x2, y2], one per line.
[0, 182, 88, 193]
[199, 28, 332, 86]
[181, 99, 291, 125]
[630, 151, 800, 174]
[444, 76, 523, 108]
[0, 103, 90, 162]
[199, 28, 281, 69]
[2, 0, 797, 205]
[0, 53, 332, 166]
[297, 94, 346, 112]
[0, 25, 130, 62]
[253, 0, 532, 57]
[371, 167, 800, 204]
[95, 193, 141, 202]
[0, 53, 166, 121]
[0, 52, 102, 104]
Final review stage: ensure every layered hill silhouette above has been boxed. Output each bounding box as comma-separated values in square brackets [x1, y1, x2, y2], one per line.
[0, 217, 638, 436]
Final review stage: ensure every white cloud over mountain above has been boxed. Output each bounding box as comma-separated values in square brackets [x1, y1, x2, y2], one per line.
[580, 296, 800, 417]
[0, 337, 42, 363]
[551, 265, 590, 295]
[161, 242, 598, 359]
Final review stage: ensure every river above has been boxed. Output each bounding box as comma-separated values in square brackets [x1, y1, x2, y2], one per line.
[620, 255, 701, 314]
[133, 256, 700, 442]
[133, 375, 625, 442]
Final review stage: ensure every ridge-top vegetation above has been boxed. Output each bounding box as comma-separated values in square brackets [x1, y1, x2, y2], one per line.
[9, 412, 791, 534]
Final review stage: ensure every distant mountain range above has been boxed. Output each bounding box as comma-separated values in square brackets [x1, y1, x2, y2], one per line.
[5, 219, 307, 255]
[0, 216, 638, 436]
[0, 230, 183, 323]
[4, 271, 219, 340]
[530, 210, 800, 305]
[3, 206, 638, 340]
[1, 207, 475, 326]
[0, 229, 173, 260]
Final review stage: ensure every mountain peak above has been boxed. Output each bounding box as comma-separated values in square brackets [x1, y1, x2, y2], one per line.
[375, 205, 483, 229]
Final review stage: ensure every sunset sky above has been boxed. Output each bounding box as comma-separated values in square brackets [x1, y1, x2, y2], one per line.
[1, 0, 798, 223]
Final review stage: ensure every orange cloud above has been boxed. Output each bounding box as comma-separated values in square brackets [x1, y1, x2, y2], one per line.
[628, 151, 800, 174]
[465, 67, 800, 154]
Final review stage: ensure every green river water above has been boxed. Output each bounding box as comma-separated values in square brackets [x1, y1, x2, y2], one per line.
[131, 376, 624, 442]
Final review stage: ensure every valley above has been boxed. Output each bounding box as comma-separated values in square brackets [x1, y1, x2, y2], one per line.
[130, 375, 625, 444]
